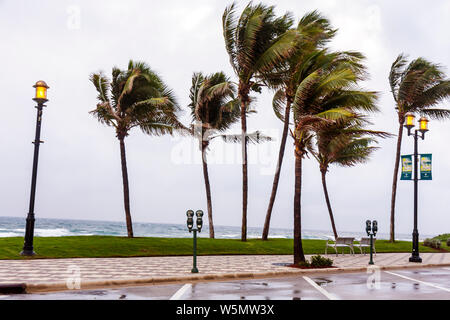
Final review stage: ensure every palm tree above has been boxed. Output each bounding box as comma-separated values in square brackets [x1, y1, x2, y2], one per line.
[90, 60, 182, 238]
[289, 55, 378, 264]
[262, 48, 372, 241]
[388, 54, 450, 242]
[312, 114, 390, 239]
[262, 11, 337, 240]
[222, 2, 297, 241]
[189, 71, 239, 238]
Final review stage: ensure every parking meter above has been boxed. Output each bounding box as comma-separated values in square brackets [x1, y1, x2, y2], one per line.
[186, 210, 194, 232]
[365, 220, 377, 265]
[186, 209, 203, 273]
[366, 220, 371, 236]
[196, 210, 203, 233]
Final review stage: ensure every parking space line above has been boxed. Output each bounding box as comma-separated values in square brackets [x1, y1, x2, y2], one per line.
[302, 276, 339, 300]
[169, 283, 192, 300]
[385, 271, 450, 292]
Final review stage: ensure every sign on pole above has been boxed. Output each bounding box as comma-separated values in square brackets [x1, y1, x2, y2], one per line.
[420, 154, 432, 180]
[400, 155, 412, 180]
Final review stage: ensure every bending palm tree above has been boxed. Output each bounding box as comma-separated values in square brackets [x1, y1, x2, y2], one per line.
[388, 54, 450, 242]
[223, 2, 297, 241]
[290, 57, 378, 264]
[90, 60, 182, 238]
[189, 71, 239, 238]
[263, 48, 373, 241]
[262, 11, 337, 240]
[312, 114, 390, 239]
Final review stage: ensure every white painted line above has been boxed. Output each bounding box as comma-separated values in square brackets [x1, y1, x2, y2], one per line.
[0, 295, 9, 299]
[169, 283, 192, 300]
[443, 267, 450, 271]
[303, 276, 338, 300]
[385, 271, 450, 293]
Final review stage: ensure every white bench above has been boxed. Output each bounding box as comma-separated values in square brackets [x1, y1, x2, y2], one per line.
[325, 237, 355, 256]
[357, 237, 376, 255]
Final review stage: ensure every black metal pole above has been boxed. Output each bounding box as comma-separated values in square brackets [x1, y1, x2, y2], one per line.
[409, 130, 422, 262]
[21, 102, 44, 256]
[369, 234, 374, 265]
[191, 229, 198, 273]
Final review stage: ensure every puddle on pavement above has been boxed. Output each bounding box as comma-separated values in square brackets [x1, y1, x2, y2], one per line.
[72, 290, 107, 296]
[314, 278, 333, 287]
[272, 262, 291, 266]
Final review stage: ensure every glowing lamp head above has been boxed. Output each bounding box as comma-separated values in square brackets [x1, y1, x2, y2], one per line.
[33, 80, 49, 103]
[418, 116, 429, 133]
[404, 113, 415, 129]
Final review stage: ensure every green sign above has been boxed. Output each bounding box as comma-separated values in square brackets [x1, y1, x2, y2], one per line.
[400, 155, 412, 180]
[420, 154, 432, 180]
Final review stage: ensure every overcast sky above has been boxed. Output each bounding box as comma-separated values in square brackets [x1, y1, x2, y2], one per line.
[0, 0, 449, 236]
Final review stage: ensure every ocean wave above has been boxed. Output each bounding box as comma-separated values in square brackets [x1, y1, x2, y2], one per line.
[0, 232, 23, 237]
[11, 228, 73, 237]
[0, 216, 434, 240]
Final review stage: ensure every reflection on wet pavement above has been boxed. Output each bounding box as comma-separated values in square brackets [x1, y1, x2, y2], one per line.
[4, 267, 450, 300]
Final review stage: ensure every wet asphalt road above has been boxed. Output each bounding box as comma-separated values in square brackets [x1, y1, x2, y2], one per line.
[2, 267, 449, 300]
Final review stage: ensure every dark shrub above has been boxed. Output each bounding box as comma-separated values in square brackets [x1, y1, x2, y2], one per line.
[423, 238, 432, 247]
[310, 255, 333, 268]
[431, 239, 441, 249]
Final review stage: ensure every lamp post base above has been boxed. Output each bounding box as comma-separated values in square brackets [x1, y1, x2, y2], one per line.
[20, 249, 36, 256]
[191, 268, 199, 273]
[409, 255, 422, 263]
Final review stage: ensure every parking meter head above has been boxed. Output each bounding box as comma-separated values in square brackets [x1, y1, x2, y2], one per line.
[196, 210, 203, 232]
[186, 210, 194, 231]
[366, 220, 371, 235]
[372, 220, 378, 235]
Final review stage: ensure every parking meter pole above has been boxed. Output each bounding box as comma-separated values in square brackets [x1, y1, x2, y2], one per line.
[192, 229, 198, 273]
[369, 234, 374, 265]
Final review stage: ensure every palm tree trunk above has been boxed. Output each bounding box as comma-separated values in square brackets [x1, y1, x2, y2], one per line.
[293, 152, 305, 264]
[389, 121, 404, 243]
[262, 100, 291, 240]
[240, 97, 248, 242]
[321, 169, 338, 239]
[118, 136, 134, 238]
[201, 146, 214, 238]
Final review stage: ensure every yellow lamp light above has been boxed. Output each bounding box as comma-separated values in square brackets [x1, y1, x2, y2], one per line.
[33, 80, 49, 103]
[405, 113, 415, 129]
[419, 116, 429, 133]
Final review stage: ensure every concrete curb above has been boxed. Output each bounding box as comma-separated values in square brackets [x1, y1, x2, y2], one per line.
[24, 262, 450, 293]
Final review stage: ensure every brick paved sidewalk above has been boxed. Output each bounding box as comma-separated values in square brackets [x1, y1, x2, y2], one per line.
[0, 253, 449, 292]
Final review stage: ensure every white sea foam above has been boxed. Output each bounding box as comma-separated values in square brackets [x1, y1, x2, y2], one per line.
[11, 228, 73, 237]
[0, 232, 22, 237]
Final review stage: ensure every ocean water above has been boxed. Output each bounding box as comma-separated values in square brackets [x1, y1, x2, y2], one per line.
[0, 216, 428, 241]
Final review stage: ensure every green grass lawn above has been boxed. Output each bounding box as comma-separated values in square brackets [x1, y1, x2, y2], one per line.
[0, 236, 445, 260]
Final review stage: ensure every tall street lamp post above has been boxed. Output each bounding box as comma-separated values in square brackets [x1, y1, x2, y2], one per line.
[21, 81, 49, 256]
[404, 113, 429, 263]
